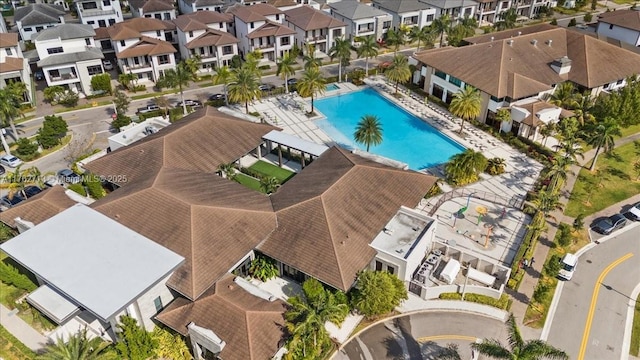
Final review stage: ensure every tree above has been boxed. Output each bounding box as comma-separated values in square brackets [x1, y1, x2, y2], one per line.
[118, 73, 136, 91]
[438, 343, 462, 360]
[448, 17, 477, 47]
[248, 255, 279, 281]
[115, 316, 157, 360]
[15, 138, 38, 159]
[496, 108, 511, 133]
[531, 190, 563, 221]
[410, 25, 435, 52]
[444, 149, 488, 185]
[212, 65, 233, 106]
[277, 52, 297, 94]
[296, 67, 326, 113]
[572, 94, 595, 126]
[111, 115, 132, 132]
[354, 114, 383, 152]
[384, 28, 405, 54]
[568, 18, 577, 27]
[90, 73, 112, 95]
[0, 82, 27, 141]
[586, 117, 621, 171]
[228, 65, 261, 114]
[38, 329, 117, 360]
[635, 159, 640, 181]
[584, 12, 593, 22]
[350, 270, 407, 318]
[385, 54, 411, 95]
[546, 154, 575, 191]
[485, 157, 506, 175]
[152, 327, 192, 360]
[260, 176, 280, 194]
[328, 38, 352, 83]
[449, 86, 481, 134]
[0, 165, 45, 199]
[43, 85, 65, 104]
[356, 35, 379, 77]
[217, 162, 236, 179]
[592, 76, 640, 127]
[245, 49, 264, 76]
[539, 123, 556, 147]
[37, 115, 68, 149]
[573, 213, 585, 232]
[471, 314, 568, 360]
[547, 82, 578, 109]
[157, 61, 196, 115]
[303, 44, 322, 70]
[495, 8, 518, 31]
[113, 88, 130, 115]
[184, 54, 202, 79]
[153, 95, 171, 118]
[432, 14, 451, 47]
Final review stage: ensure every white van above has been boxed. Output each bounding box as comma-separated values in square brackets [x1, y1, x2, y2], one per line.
[558, 253, 578, 281]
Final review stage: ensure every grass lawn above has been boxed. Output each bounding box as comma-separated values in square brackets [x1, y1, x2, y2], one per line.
[621, 123, 640, 138]
[234, 173, 263, 192]
[631, 294, 640, 356]
[0, 324, 36, 360]
[249, 161, 295, 183]
[523, 227, 590, 328]
[565, 141, 640, 218]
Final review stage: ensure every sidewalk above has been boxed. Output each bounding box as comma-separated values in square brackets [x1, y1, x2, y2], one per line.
[0, 303, 48, 352]
[508, 131, 640, 340]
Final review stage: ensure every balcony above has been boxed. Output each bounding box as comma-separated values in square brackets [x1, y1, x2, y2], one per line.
[122, 63, 152, 71]
[200, 53, 217, 59]
[254, 43, 275, 50]
[305, 34, 326, 42]
[79, 8, 116, 16]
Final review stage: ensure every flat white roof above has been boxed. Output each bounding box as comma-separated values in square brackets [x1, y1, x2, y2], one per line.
[370, 207, 434, 260]
[27, 285, 80, 324]
[263, 130, 329, 157]
[0, 204, 184, 321]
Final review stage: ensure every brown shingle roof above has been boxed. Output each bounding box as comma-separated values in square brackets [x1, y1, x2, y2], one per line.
[463, 23, 557, 44]
[0, 57, 24, 73]
[186, 28, 238, 48]
[284, 5, 346, 31]
[129, 0, 175, 13]
[107, 17, 176, 41]
[0, 33, 18, 48]
[156, 275, 287, 360]
[512, 101, 558, 128]
[94, 27, 110, 40]
[247, 3, 283, 16]
[414, 27, 640, 98]
[259, 147, 437, 291]
[230, 5, 267, 23]
[173, 11, 232, 31]
[116, 36, 176, 58]
[0, 186, 76, 228]
[267, 0, 297, 8]
[247, 21, 296, 39]
[597, 9, 640, 31]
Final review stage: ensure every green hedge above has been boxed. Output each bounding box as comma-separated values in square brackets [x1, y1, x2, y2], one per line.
[67, 183, 87, 197]
[0, 262, 36, 292]
[438, 292, 512, 310]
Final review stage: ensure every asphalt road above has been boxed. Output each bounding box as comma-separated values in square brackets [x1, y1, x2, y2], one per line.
[335, 312, 508, 360]
[546, 223, 640, 360]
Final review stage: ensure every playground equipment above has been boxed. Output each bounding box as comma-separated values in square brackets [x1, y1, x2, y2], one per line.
[476, 205, 488, 225]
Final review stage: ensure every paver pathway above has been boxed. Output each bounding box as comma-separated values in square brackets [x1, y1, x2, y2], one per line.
[0, 303, 48, 352]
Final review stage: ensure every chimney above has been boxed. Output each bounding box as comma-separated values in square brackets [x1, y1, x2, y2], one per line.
[546, 39, 553, 46]
[550, 56, 572, 75]
[507, 39, 514, 46]
[531, 39, 538, 46]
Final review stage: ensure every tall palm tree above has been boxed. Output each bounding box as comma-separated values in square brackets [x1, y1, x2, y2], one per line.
[495, 108, 511, 132]
[354, 114, 383, 151]
[356, 35, 379, 77]
[303, 44, 322, 70]
[472, 314, 568, 360]
[39, 328, 117, 360]
[531, 190, 563, 221]
[328, 38, 352, 82]
[495, 8, 519, 31]
[184, 54, 202, 79]
[212, 65, 232, 106]
[409, 26, 435, 52]
[547, 82, 578, 109]
[539, 123, 556, 147]
[384, 28, 405, 54]
[0, 82, 26, 141]
[277, 52, 297, 93]
[157, 61, 196, 115]
[432, 14, 451, 47]
[153, 95, 171, 118]
[449, 86, 482, 134]
[296, 67, 326, 113]
[228, 65, 261, 114]
[586, 117, 621, 171]
[572, 94, 595, 125]
[546, 154, 575, 191]
[385, 54, 411, 95]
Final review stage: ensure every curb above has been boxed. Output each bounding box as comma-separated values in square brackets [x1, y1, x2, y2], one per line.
[623, 282, 640, 360]
[23, 133, 74, 166]
[540, 280, 564, 341]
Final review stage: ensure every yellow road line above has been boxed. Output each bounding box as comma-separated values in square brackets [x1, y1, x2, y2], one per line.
[578, 252, 634, 360]
[416, 335, 477, 342]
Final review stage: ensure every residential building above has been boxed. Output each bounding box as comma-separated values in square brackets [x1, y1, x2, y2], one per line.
[105, 18, 177, 82]
[596, 9, 640, 47]
[370, 0, 436, 29]
[0, 33, 33, 103]
[14, 3, 65, 41]
[284, 5, 346, 55]
[328, 0, 393, 44]
[230, 3, 296, 61]
[34, 24, 104, 97]
[178, 0, 225, 14]
[412, 24, 640, 137]
[173, 11, 239, 72]
[0, 13, 8, 33]
[419, 0, 477, 21]
[0, 185, 76, 233]
[73, 0, 123, 29]
[130, 0, 177, 20]
[108, 117, 171, 151]
[267, 0, 299, 11]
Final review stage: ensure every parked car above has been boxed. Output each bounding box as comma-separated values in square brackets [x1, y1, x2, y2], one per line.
[593, 213, 627, 235]
[0, 194, 24, 209]
[57, 169, 82, 184]
[625, 202, 640, 221]
[34, 70, 45, 81]
[0, 165, 5, 176]
[102, 59, 114, 70]
[259, 83, 276, 91]
[0, 154, 23, 168]
[23, 185, 43, 198]
[286, 78, 298, 86]
[209, 93, 226, 101]
[136, 104, 160, 114]
[558, 253, 578, 281]
[176, 99, 202, 108]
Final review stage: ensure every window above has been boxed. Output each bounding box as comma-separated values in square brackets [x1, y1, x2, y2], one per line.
[448, 75, 462, 87]
[219, 22, 223, 29]
[222, 45, 233, 55]
[387, 265, 395, 275]
[375, 260, 383, 271]
[120, 40, 125, 46]
[108, 19, 115, 25]
[85, 38, 91, 45]
[158, 54, 170, 64]
[609, 24, 614, 30]
[382, 21, 391, 29]
[154, 13, 161, 19]
[426, 14, 434, 22]
[156, 30, 161, 36]
[153, 296, 163, 313]
[6, 48, 12, 55]
[434, 70, 447, 80]
[82, 2, 97, 9]
[36, 26, 43, 32]
[250, 22, 254, 29]
[200, 47, 205, 55]
[98, 20, 106, 27]
[47, 47, 64, 54]
[332, 28, 342, 38]
[164, 13, 170, 20]
[275, 14, 279, 20]
[145, 14, 151, 17]
[189, 31, 193, 37]
[87, 65, 102, 75]
[24, 27, 32, 32]
[490, 95, 504, 102]
[103, 0, 110, 5]
[87, 20, 95, 24]
[280, 36, 290, 46]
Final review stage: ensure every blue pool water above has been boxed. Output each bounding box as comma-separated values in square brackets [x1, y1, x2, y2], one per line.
[315, 88, 465, 170]
[326, 83, 340, 91]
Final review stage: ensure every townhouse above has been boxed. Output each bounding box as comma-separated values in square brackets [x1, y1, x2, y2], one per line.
[475, 0, 557, 25]
[0, 33, 33, 103]
[596, 9, 640, 47]
[130, 0, 177, 20]
[229, 3, 296, 61]
[177, 0, 224, 14]
[370, 0, 437, 29]
[34, 24, 104, 97]
[284, 5, 346, 55]
[73, 0, 123, 29]
[173, 11, 239, 72]
[328, 0, 393, 44]
[14, 3, 65, 41]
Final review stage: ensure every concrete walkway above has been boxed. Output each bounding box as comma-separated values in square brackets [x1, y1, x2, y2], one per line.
[0, 303, 48, 352]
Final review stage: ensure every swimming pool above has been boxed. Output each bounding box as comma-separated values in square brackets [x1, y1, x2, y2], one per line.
[326, 83, 340, 91]
[315, 88, 465, 170]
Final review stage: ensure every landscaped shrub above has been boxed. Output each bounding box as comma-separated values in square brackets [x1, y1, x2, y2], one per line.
[132, 84, 147, 92]
[112, 114, 132, 131]
[84, 175, 106, 199]
[91, 73, 113, 95]
[15, 138, 39, 159]
[438, 292, 511, 310]
[485, 157, 506, 175]
[58, 91, 79, 107]
[0, 262, 37, 292]
[544, 254, 561, 278]
[557, 223, 572, 247]
[583, 12, 593, 22]
[248, 256, 279, 282]
[350, 270, 408, 318]
[568, 18, 577, 27]
[425, 183, 442, 198]
[37, 115, 68, 149]
[67, 183, 87, 196]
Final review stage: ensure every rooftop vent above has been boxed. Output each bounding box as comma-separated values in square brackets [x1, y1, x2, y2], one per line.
[546, 39, 553, 46]
[551, 56, 572, 75]
[517, 31, 522, 36]
[507, 39, 514, 46]
[531, 39, 538, 46]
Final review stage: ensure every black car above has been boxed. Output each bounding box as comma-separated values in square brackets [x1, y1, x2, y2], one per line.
[34, 70, 45, 81]
[57, 169, 82, 184]
[0, 194, 24, 209]
[259, 83, 276, 91]
[593, 213, 627, 235]
[286, 78, 298, 86]
[23, 185, 43, 198]
[209, 93, 226, 101]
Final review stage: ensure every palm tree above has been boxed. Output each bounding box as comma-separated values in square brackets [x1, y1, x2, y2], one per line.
[385, 54, 411, 95]
[586, 117, 621, 171]
[449, 86, 482, 134]
[303, 44, 322, 70]
[495, 8, 519, 31]
[432, 14, 451, 47]
[546, 154, 575, 191]
[547, 82, 578, 109]
[245, 49, 264, 76]
[118, 72, 136, 90]
[409, 26, 435, 52]
[217, 162, 236, 179]
[296, 67, 326, 113]
[212, 66, 233, 106]
[495, 108, 511, 132]
[157, 61, 196, 115]
[438, 343, 462, 360]
[472, 314, 568, 360]
[356, 35, 379, 77]
[328, 38, 352, 82]
[184, 54, 202, 79]
[153, 95, 171, 118]
[354, 115, 383, 151]
[0, 165, 45, 199]
[39, 328, 117, 360]
[0, 82, 26, 141]
[228, 65, 261, 114]
[277, 52, 297, 93]
[573, 94, 595, 125]
[531, 190, 563, 221]
[260, 176, 280, 194]
[384, 28, 405, 54]
[539, 123, 556, 147]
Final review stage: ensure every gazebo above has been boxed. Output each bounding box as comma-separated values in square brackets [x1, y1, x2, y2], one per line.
[262, 130, 328, 169]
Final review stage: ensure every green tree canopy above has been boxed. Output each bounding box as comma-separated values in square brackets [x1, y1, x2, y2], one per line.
[586, 117, 621, 171]
[212, 65, 233, 106]
[350, 270, 407, 318]
[115, 316, 157, 360]
[356, 35, 379, 77]
[39, 329, 117, 360]
[277, 52, 297, 93]
[90, 73, 112, 95]
[297, 67, 326, 113]
[449, 86, 481, 134]
[385, 54, 411, 94]
[228, 65, 261, 114]
[444, 149, 488, 185]
[37, 115, 68, 149]
[354, 114, 383, 152]
[157, 61, 197, 115]
[328, 37, 352, 82]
